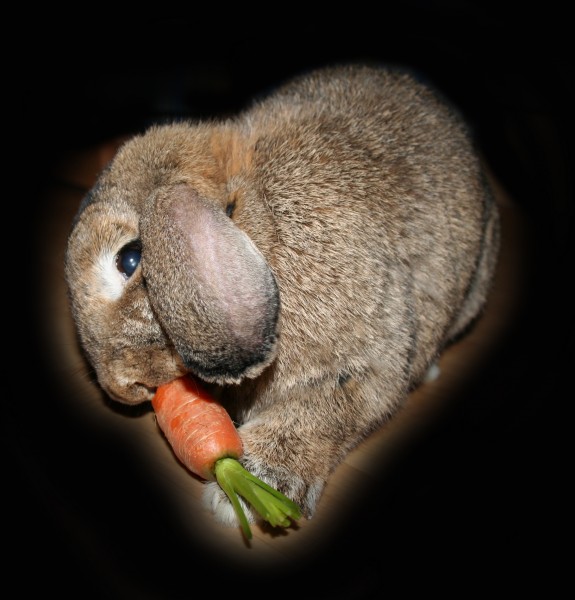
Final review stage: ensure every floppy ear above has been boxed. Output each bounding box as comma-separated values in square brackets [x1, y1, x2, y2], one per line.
[140, 184, 280, 384]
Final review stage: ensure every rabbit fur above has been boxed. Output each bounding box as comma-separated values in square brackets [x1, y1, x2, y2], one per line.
[65, 64, 500, 528]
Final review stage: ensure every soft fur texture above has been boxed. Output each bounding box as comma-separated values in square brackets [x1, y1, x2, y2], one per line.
[65, 64, 500, 527]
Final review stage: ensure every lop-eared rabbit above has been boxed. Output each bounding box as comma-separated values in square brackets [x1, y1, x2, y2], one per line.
[65, 64, 500, 529]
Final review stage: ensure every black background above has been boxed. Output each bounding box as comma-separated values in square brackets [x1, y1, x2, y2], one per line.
[11, 4, 573, 597]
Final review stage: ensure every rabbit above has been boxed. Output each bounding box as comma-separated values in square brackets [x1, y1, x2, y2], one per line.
[64, 63, 500, 529]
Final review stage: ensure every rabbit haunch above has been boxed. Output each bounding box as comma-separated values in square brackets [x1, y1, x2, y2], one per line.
[65, 64, 499, 523]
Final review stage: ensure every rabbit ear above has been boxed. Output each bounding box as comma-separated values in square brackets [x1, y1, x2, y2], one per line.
[140, 184, 279, 384]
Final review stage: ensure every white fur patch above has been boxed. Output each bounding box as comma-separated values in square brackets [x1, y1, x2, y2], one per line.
[202, 481, 256, 527]
[424, 362, 441, 382]
[94, 250, 126, 301]
[303, 478, 325, 518]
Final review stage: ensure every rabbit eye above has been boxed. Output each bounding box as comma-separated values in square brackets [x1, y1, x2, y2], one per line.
[116, 241, 141, 279]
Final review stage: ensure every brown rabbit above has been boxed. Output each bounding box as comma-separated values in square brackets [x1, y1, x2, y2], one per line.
[65, 64, 500, 528]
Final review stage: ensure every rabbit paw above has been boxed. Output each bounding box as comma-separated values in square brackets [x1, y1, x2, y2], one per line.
[240, 457, 325, 519]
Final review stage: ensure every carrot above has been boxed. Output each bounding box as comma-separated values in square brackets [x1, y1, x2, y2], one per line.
[152, 375, 301, 539]
[152, 376, 243, 481]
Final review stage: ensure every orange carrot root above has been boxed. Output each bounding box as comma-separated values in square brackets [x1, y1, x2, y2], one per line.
[152, 376, 242, 481]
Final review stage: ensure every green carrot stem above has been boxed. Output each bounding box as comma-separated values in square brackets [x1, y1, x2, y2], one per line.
[213, 457, 302, 539]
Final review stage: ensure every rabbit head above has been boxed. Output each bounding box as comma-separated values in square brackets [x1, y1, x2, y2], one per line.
[65, 124, 280, 404]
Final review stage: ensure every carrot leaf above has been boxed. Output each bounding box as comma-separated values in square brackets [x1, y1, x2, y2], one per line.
[214, 457, 302, 540]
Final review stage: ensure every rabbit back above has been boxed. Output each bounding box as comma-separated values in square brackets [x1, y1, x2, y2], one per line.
[232, 64, 500, 393]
